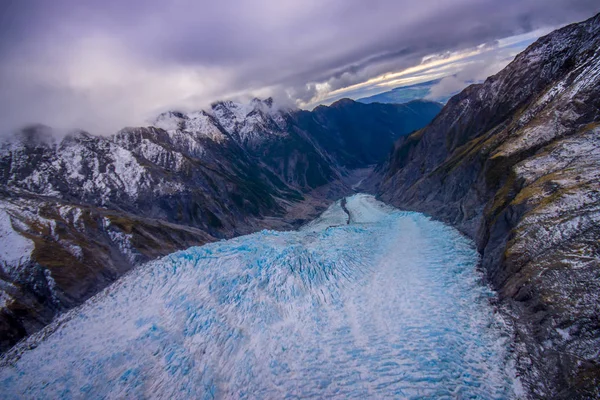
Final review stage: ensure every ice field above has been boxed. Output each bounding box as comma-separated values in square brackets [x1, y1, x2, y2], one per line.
[0, 194, 518, 399]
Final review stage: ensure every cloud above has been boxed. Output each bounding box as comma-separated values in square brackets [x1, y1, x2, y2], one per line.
[0, 0, 598, 135]
[425, 39, 531, 100]
[0, 35, 235, 135]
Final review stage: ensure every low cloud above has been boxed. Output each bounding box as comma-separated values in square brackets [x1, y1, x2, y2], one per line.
[0, 0, 598, 136]
[0, 36, 235, 135]
[426, 45, 520, 100]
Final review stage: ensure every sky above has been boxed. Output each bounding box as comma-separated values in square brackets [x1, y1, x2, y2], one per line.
[0, 0, 598, 136]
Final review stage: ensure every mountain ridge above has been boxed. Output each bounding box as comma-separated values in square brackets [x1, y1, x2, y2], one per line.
[356, 79, 457, 105]
[0, 97, 441, 351]
[373, 12, 600, 398]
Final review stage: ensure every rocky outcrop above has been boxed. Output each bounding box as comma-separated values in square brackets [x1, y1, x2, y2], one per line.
[0, 97, 441, 351]
[375, 13, 600, 398]
[0, 190, 215, 351]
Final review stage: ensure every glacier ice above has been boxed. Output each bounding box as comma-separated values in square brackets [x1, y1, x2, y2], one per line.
[0, 194, 518, 399]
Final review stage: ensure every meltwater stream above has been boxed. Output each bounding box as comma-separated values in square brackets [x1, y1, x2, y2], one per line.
[0, 194, 517, 399]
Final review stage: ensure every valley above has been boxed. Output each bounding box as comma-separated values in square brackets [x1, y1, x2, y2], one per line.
[0, 10, 599, 399]
[0, 195, 519, 399]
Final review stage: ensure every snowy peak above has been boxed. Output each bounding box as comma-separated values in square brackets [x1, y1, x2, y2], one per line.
[153, 110, 228, 143]
[211, 97, 276, 119]
[59, 130, 103, 149]
[185, 111, 228, 142]
[150, 98, 291, 150]
[251, 96, 274, 108]
[210, 98, 289, 147]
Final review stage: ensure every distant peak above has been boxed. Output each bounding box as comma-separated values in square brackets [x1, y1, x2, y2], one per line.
[329, 98, 356, 108]
[211, 100, 235, 108]
[212, 97, 276, 112]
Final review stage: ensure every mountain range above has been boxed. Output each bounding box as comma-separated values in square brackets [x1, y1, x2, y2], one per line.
[1, 11, 600, 398]
[0, 98, 441, 352]
[357, 78, 458, 105]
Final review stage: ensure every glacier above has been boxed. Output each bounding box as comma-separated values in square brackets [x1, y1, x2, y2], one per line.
[0, 194, 518, 399]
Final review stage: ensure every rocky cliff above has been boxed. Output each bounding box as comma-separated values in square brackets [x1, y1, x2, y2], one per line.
[375, 13, 600, 398]
[0, 98, 440, 351]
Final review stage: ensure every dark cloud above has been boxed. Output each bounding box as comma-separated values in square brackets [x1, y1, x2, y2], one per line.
[0, 0, 598, 134]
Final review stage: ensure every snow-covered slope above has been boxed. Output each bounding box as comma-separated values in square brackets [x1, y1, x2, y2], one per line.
[154, 110, 228, 144]
[0, 208, 34, 269]
[0, 195, 519, 399]
[211, 98, 289, 148]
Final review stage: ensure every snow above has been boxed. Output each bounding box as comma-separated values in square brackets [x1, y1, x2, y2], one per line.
[111, 146, 146, 199]
[44, 269, 60, 305]
[186, 112, 227, 142]
[62, 241, 84, 260]
[0, 194, 518, 398]
[514, 130, 600, 184]
[59, 206, 85, 232]
[0, 209, 34, 271]
[219, 101, 254, 123]
[556, 327, 571, 341]
[300, 199, 349, 231]
[212, 101, 252, 135]
[509, 127, 600, 263]
[54, 137, 149, 203]
[138, 138, 182, 169]
[165, 130, 206, 158]
[0, 280, 18, 310]
[211, 99, 288, 146]
[494, 42, 599, 161]
[154, 110, 227, 144]
[104, 217, 138, 264]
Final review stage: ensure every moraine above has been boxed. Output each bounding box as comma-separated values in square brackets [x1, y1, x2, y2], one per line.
[0, 194, 519, 399]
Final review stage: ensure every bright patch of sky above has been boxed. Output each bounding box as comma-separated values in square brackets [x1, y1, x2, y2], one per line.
[303, 27, 553, 108]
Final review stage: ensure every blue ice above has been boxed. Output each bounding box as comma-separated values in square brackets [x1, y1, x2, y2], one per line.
[0, 194, 518, 399]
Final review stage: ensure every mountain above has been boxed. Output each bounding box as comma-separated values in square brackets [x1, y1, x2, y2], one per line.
[296, 99, 443, 168]
[0, 98, 441, 351]
[357, 79, 455, 104]
[373, 13, 600, 398]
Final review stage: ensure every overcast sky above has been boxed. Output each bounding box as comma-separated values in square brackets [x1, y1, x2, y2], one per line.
[0, 0, 598, 136]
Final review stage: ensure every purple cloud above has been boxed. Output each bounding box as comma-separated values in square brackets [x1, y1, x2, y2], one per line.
[0, 0, 598, 135]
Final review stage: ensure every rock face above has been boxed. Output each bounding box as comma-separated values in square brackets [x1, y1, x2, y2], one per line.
[0, 98, 441, 351]
[375, 13, 600, 398]
[294, 99, 443, 168]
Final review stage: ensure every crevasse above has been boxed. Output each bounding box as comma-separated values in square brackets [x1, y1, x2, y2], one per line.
[0, 194, 518, 399]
